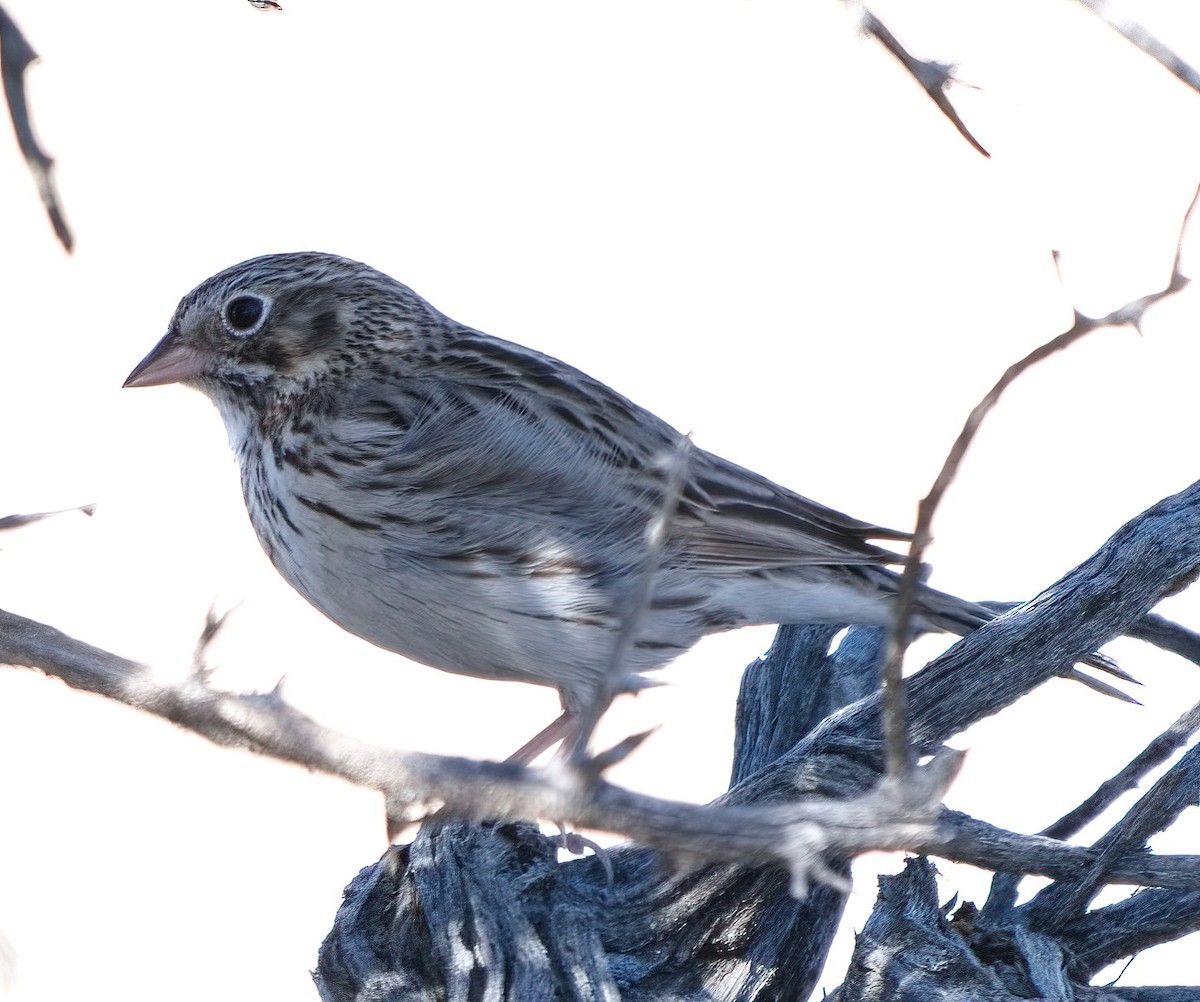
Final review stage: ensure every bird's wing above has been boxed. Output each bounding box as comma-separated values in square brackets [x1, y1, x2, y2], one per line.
[332, 374, 663, 564]
[340, 348, 910, 574]
[671, 447, 910, 571]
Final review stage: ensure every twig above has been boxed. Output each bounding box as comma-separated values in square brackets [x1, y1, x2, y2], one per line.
[934, 809, 1200, 892]
[1023, 739, 1200, 932]
[986, 605, 1200, 668]
[1127, 613, 1200, 665]
[1045, 699, 1200, 844]
[841, 0, 989, 157]
[1075, 0, 1200, 94]
[879, 182, 1200, 782]
[568, 434, 694, 762]
[0, 504, 94, 532]
[0, 6, 71, 251]
[983, 696, 1200, 921]
[1061, 887, 1200, 978]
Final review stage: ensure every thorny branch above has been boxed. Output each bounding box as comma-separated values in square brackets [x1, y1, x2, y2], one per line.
[5, 460, 1200, 897]
[844, 1, 1200, 161]
[878, 183, 1199, 782]
[10, 481, 1200, 1000]
[841, 0, 989, 157]
[0, 604, 954, 895]
[0, 5, 71, 251]
[2, 602, 1199, 896]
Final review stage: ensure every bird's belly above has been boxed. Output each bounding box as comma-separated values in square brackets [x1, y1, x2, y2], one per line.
[291, 552, 619, 691]
[237, 451, 718, 704]
[244, 488, 657, 697]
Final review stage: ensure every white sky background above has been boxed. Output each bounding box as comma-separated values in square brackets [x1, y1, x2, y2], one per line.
[0, 1, 1199, 998]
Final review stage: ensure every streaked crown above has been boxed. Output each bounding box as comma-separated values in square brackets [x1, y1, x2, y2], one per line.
[125, 252, 447, 401]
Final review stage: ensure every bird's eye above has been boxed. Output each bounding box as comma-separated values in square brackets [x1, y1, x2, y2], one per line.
[222, 294, 270, 337]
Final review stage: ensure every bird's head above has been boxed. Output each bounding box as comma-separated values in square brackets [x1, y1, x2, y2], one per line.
[124, 252, 444, 405]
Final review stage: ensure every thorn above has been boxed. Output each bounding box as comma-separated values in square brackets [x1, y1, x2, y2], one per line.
[586, 728, 657, 774]
[1063, 668, 1141, 705]
[1086, 652, 1139, 685]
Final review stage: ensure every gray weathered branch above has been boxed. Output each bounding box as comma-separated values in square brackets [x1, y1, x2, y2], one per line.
[0, 605, 956, 892]
[322, 478, 1200, 999]
[834, 857, 1200, 1000]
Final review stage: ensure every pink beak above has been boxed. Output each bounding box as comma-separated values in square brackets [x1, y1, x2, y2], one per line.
[124, 334, 207, 388]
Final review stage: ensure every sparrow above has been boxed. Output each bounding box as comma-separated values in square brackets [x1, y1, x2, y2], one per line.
[125, 252, 1124, 758]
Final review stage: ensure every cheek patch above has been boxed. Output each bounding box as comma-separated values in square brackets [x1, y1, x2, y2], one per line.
[243, 306, 346, 376]
[306, 309, 342, 352]
[241, 334, 295, 373]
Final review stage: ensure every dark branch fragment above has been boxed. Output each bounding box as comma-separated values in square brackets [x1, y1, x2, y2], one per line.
[0, 504, 94, 532]
[0, 6, 72, 251]
[842, 0, 989, 157]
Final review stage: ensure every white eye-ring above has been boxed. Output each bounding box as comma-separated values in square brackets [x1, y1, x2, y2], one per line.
[221, 293, 272, 338]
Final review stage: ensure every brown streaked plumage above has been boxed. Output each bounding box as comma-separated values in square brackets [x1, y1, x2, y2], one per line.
[125, 252, 1125, 758]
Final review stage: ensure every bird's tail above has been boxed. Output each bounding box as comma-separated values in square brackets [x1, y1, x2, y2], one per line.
[909, 580, 1138, 704]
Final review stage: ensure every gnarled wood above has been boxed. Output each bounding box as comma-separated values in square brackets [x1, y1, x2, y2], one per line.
[313, 481, 1200, 1001]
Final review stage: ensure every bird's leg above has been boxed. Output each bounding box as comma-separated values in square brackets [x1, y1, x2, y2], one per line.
[505, 710, 578, 764]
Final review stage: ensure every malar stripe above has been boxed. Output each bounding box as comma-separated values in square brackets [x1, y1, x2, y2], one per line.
[296, 495, 381, 531]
